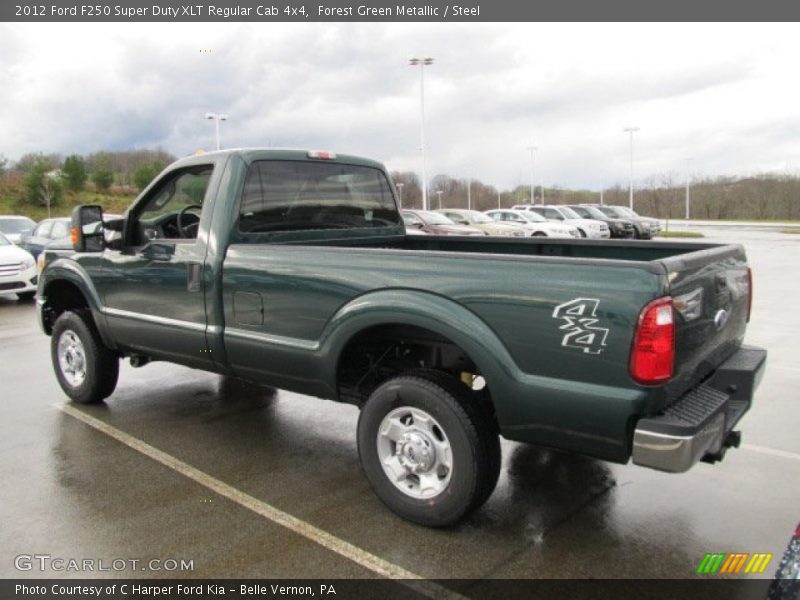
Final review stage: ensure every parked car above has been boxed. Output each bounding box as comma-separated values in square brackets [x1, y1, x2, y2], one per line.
[34, 214, 124, 272]
[0, 232, 37, 301]
[21, 217, 70, 259]
[565, 204, 635, 239]
[401, 209, 486, 236]
[514, 204, 610, 239]
[435, 209, 525, 237]
[39, 148, 765, 528]
[484, 208, 579, 238]
[0, 215, 36, 245]
[590, 205, 661, 239]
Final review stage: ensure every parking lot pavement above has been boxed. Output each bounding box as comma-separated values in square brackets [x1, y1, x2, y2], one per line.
[0, 228, 797, 585]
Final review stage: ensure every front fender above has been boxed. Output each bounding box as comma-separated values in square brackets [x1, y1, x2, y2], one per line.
[39, 258, 104, 311]
[37, 259, 113, 348]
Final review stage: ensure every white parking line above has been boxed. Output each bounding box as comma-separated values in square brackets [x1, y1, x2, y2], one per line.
[743, 443, 800, 462]
[57, 403, 462, 599]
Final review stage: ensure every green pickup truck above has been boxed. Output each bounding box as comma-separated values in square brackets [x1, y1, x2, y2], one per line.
[38, 149, 766, 527]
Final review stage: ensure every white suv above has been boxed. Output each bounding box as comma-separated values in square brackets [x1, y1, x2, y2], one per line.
[514, 204, 610, 239]
[484, 209, 580, 238]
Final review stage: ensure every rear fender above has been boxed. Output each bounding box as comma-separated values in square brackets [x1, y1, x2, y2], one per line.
[318, 289, 520, 422]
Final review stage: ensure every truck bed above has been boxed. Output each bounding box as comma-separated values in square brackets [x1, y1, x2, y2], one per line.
[294, 231, 732, 265]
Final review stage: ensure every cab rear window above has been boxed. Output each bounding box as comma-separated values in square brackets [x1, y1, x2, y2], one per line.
[238, 161, 399, 234]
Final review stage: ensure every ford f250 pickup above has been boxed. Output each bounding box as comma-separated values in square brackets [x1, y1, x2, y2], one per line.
[38, 149, 766, 527]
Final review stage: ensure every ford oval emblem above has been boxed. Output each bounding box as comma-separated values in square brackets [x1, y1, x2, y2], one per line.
[714, 309, 730, 330]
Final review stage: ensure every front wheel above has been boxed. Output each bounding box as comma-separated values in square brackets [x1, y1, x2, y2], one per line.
[51, 310, 119, 404]
[532, 231, 547, 237]
[577, 228, 587, 238]
[357, 370, 501, 527]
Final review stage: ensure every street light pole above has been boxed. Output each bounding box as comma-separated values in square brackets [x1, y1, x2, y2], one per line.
[205, 112, 228, 151]
[396, 182, 404, 208]
[467, 176, 471, 210]
[436, 190, 443, 209]
[623, 127, 639, 210]
[410, 57, 434, 210]
[685, 157, 692, 220]
[497, 189, 501, 208]
[526, 145, 537, 204]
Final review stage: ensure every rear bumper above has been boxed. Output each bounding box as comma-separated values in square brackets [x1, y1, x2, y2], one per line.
[632, 345, 767, 473]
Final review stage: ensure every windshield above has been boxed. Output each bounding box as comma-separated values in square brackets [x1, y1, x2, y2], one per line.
[418, 211, 456, 225]
[464, 211, 492, 223]
[617, 206, 639, 217]
[576, 205, 607, 219]
[0, 218, 35, 234]
[0, 232, 10, 246]
[558, 206, 582, 219]
[602, 206, 638, 218]
[519, 211, 547, 223]
[598, 206, 624, 218]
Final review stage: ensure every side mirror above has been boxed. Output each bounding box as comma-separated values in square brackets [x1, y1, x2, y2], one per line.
[71, 205, 105, 252]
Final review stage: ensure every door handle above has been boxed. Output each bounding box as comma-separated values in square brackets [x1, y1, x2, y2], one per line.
[141, 242, 174, 262]
[187, 262, 202, 292]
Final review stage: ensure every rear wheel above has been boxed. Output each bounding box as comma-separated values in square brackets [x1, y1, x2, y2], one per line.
[51, 310, 119, 404]
[357, 369, 501, 527]
[532, 231, 547, 237]
[577, 228, 587, 238]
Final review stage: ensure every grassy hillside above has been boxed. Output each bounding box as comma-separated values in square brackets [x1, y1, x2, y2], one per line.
[0, 176, 136, 221]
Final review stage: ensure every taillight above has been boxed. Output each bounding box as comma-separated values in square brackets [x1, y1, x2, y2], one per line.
[630, 297, 675, 385]
[746, 267, 753, 323]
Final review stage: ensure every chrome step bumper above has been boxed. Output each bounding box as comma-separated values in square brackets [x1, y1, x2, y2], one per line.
[632, 345, 767, 473]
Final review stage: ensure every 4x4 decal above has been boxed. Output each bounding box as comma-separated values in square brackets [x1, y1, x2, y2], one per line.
[552, 298, 610, 355]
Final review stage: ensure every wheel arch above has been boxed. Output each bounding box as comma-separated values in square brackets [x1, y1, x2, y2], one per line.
[39, 260, 112, 347]
[319, 289, 518, 422]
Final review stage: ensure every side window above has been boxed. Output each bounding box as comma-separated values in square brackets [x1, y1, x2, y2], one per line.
[238, 160, 400, 234]
[134, 165, 214, 242]
[544, 208, 562, 220]
[35, 222, 53, 238]
[50, 221, 69, 239]
[403, 213, 422, 226]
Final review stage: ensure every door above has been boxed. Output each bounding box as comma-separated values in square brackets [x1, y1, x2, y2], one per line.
[97, 165, 216, 368]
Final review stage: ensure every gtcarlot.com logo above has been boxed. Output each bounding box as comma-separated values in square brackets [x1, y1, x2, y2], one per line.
[14, 554, 194, 573]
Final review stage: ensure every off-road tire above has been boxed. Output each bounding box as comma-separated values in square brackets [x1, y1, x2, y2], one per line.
[357, 368, 501, 527]
[51, 310, 119, 404]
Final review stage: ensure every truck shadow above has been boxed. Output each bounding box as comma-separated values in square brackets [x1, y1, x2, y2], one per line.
[476, 443, 617, 542]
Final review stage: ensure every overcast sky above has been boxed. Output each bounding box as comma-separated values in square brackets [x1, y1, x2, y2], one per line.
[1, 22, 799, 190]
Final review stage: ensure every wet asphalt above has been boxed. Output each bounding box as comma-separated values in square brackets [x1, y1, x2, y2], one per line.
[0, 228, 797, 584]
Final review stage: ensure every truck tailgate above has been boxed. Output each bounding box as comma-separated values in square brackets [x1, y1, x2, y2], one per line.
[661, 244, 751, 400]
